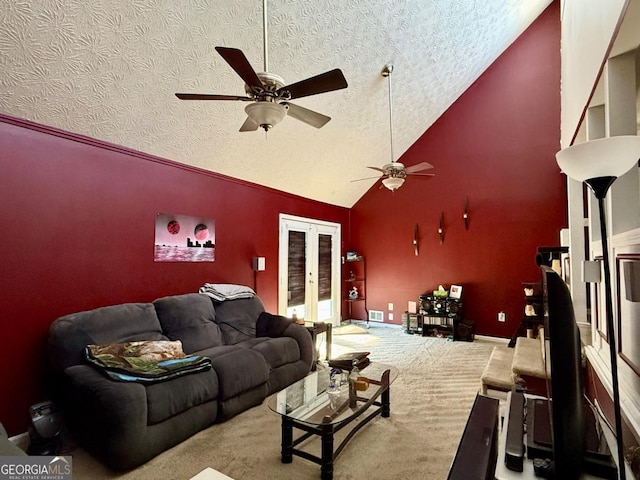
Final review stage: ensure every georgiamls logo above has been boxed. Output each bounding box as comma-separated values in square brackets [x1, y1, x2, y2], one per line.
[0, 455, 72, 478]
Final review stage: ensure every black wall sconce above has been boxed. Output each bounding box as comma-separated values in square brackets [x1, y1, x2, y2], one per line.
[463, 197, 469, 230]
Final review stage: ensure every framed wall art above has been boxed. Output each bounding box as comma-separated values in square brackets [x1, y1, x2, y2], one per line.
[154, 212, 215, 262]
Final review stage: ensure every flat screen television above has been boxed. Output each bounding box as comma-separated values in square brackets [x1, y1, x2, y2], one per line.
[540, 264, 616, 479]
[542, 264, 585, 478]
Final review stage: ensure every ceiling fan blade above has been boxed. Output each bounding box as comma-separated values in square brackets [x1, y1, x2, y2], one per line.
[404, 161, 434, 173]
[283, 102, 331, 128]
[277, 69, 348, 100]
[239, 117, 259, 132]
[175, 93, 252, 101]
[367, 166, 387, 173]
[350, 175, 383, 182]
[215, 47, 263, 90]
[406, 173, 435, 177]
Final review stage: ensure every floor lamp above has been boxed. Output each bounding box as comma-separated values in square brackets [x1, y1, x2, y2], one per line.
[556, 135, 640, 480]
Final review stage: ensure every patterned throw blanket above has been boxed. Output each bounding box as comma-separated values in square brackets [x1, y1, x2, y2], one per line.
[85, 340, 211, 383]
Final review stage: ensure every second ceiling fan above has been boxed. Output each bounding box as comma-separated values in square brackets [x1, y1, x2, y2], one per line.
[352, 64, 435, 191]
[175, 0, 348, 132]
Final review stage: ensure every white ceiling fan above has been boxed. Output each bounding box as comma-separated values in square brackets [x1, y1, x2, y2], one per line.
[174, 0, 348, 132]
[352, 64, 435, 191]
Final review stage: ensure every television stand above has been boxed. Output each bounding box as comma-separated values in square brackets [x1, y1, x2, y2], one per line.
[495, 392, 619, 480]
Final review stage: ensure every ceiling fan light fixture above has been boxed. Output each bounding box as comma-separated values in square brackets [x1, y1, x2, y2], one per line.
[245, 102, 287, 131]
[382, 176, 405, 191]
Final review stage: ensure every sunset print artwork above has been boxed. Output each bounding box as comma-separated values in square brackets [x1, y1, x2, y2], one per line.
[154, 213, 215, 262]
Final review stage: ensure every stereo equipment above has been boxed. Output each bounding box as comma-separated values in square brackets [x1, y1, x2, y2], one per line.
[419, 287, 469, 340]
[420, 295, 447, 315]
[402, 312, 421, 334]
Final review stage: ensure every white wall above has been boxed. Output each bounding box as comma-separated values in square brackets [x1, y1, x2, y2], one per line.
[560, 0, 628, 147]
[561, 0, 640, 463]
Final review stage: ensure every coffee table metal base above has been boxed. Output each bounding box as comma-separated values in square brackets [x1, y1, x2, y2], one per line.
[279, 383, 391, 480]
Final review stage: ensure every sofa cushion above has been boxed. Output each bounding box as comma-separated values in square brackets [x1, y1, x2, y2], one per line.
[153, 293, 224, 353]
[209, 349, 269, 400]
[237, 337, 301, 370]
[48, 303, 167, 372]
[193, 344, 240, 360]
[212, 296, 265, 345]
[145, 368, 219, 424]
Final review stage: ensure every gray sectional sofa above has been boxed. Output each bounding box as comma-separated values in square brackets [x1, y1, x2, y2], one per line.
[47, 291, 314, 470]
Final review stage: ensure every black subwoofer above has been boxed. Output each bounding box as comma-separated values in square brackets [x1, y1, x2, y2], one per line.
[455, 320, 475, 342]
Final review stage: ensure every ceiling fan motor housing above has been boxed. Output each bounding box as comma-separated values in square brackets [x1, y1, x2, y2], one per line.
[245, 72, 288, 101]
[384, 162, 407, 178]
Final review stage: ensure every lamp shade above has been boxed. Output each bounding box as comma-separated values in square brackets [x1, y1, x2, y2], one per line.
[382, 177, 405, 191]
[555, 136, 640, 182]
[245, 102, 287, 130]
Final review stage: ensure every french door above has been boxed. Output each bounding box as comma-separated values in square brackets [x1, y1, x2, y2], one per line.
[278, 214, 341, 324]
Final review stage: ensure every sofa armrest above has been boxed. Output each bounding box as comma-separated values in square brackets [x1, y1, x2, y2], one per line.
[64, 365, 148, 439]
[256, 312, 314, 369]
[281, 322, 314, 369]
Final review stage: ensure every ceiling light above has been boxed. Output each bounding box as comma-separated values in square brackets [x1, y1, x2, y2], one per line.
[382, 177, 405, 191]
[245, 102, 287, 131]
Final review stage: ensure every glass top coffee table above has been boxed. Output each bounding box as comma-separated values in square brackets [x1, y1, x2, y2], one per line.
[267, 362, 399, 480]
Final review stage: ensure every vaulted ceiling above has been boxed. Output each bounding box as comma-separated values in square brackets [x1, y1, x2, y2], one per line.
[0, 0, 552, 207]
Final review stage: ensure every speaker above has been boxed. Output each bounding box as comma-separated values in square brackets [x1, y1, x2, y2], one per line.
[447, 298, 463, 315]
[419, 295, 434, 314]
[455, 320, 475, 342]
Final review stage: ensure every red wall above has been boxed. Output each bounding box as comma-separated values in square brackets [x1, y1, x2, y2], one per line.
[349, 2, 564, 337]
[0, 116, 349, 435]
[0, 2, 561, 436]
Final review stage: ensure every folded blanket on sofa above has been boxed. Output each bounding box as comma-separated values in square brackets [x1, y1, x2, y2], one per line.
[85, 341, 212, 383]
[199, 283, 256, 301]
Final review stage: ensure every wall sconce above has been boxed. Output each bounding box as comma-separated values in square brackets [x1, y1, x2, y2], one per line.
[438, 212, 444, 245]
[253, 257, 266, 271]
[581, 260, 601, 283]
[463, 196, 469, 230]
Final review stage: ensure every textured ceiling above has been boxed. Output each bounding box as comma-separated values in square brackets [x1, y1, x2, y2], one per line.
[0, 0, 552, 207]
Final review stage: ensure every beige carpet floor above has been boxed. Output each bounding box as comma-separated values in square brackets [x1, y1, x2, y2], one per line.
[69, 326, 504, 480]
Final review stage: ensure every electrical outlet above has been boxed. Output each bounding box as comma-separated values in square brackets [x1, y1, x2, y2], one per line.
[388, 313, 394, 321]
[388, 303, 393, 311]
[498, 311, 506, 322]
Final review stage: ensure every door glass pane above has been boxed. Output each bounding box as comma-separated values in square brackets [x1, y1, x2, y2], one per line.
[287, 230, 306, 318]
[317, 233, 333, 321]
